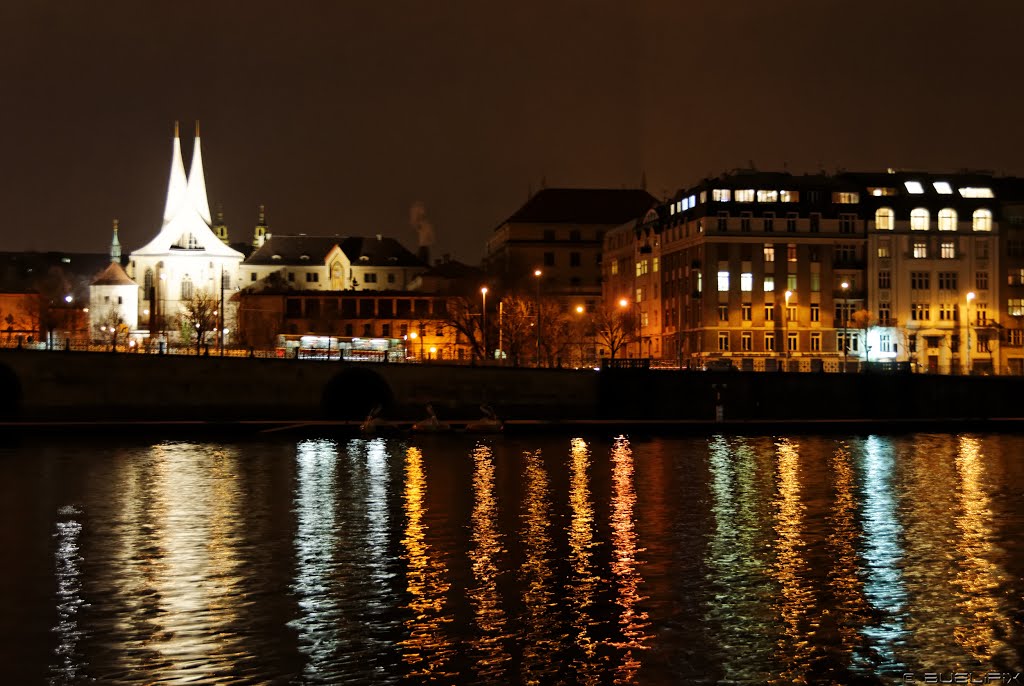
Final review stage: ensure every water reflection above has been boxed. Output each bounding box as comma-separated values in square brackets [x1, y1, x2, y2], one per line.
[566, 437, 600, 685]
[400, 445, 456, 681]
[520, 448, 560, 684]
[608, 436, 651, 684]
[467, 441, 511, 683]
[49, 505, 85, 685]
[952, 436, 1018, 668]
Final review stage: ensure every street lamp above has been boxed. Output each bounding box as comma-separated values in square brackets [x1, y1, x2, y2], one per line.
[481, 286, 488, 361]
[840, 281, 849, 373]
[409, 330, 418, 362]
[575, 304, 585, 366]
[784, 289, 793, 370]
[966, 291, 976, 374]
[534, 269, 542, 367]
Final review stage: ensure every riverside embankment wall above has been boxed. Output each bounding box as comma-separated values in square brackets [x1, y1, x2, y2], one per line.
[1, 348, 1023, 424]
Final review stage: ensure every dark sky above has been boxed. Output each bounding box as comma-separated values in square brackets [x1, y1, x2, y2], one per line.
[2, 1, 1022, 263]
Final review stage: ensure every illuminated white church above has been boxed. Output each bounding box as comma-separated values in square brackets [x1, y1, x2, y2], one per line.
[127, 122, 244, 342]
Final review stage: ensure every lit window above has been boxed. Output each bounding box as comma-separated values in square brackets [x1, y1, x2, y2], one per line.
[610, 261, 618, 275]
[868, 187, 897, 197]
[787, 244, 797, 262]
[713, 189, 731, 202]
[757, 190, 778, 203]
[940, 241, 955, 259]
[699, 191, 707, 203]
[764, 244, 775, 262]
[810, 272, 820, 292]
[688, 194, 696, 208]
[779, 190, 799, 202]
[905, 181, 925, 194]
[875, 207, 894, 230]
[741, 272, 753, 292]
[787, 274, 797, 291]
[973, 208, 993, 231]
[1008, 299, 1024, 317]
[933, 181, 953, 194]
[717, 271, 730, 291]
[938, 208, 957, 231]
[911, 208, 930, 230]
[959, 187, 994, 198]
[913, 242, 927, 258]
[832, 192, 860, 204]
[636, 288, 643, 303]
[653, 257, 660, 272]
[735, 189, 755, 202]
[878, 240, 891, 258]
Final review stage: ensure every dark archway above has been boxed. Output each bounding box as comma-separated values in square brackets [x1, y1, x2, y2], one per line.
[321, 367, 394, 420]
[0, 363, 22, 420]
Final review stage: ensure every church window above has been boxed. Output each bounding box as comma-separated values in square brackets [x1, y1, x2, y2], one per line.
[144, 269, 153, 292]
[181, 276, 194, 300]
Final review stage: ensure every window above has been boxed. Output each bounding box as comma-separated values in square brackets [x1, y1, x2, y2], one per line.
[910, 272, 930, 290]
[786, 213, 798, 232]
[913, 242, 928, 258]
[835, 302, 855, 324]
[941, 241, 956, 259]
[833, 192, 860, 204]
[879, 303, 892, 325]
[1009, 269, 1024, 286]
[543, 229, 555, 241]
[764, 305, 775, 321]
[364, 272, 377, 283]
[636, 260, 648, 277]
[879, 333, 894, 353]
[764, 244, 775, 262]
[787, 305, 797, 322]
[305, 272, 319, 283]
[878, 240, 891, 258]
[636, 288, 643, 303]
[610, 261, 619, 276]
[810, 332, 821, 352]
[544, 252, 555, 266]
[973, 208, 993, 231]
[905, 181, 925, 194]
[570, 230, 581, 241]
[938, 208, 957, 231]
[741, 331, 752, 351]
[765, 332, 776, 351]
[741, 272, 753, 292]
[653, 257, 660, 272]
[718, 305, 729, 321]
[713, 189, 731, 202]
[788, 332, 798, 352]
[787, 244, 797, 262]
[717, 212, 729, 231]
[718, 332, 730, 351]
[757, 190, 778, 203]
[388, 273, 396, 284]
[288, 272, 295, 282]
[144, 269, 153, 291]
[869, 187, 898, 197]
[787, 274, 797, 291]
[717, 270, 730, 291]
[875, 207, 894, 230]
[780, 190, 799, 203]
[764, 275, 775, 292]
[1009, 329, 1024, 346]
[976, 303, 988, 325]
[911, 208, 930, 231]
[977, 334, 991, 353]
[735, 189, 755, 202]
[181, 276, 193, 300]
[763, 213, 775, 232]
[810, 213, 821, 232]
[977, 239, 990, 259]
[878, 271, 891, 289]
[810, 303, 820, 322]
[570, 252, 581, 267]
[938, 272, 958, 290]
[839, 214, 856, 233]
[938, 304, 957, 321]
[742, 303, 752, 321]
[959, 187, 994, 198]
[911, 303, 930, 321]
[740, 212, 752, 232]
[976, 271, 989, 290]
[250, 272, 257, 282]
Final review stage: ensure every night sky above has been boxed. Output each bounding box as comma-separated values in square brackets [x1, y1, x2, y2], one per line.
[2, 1, 1022, 262]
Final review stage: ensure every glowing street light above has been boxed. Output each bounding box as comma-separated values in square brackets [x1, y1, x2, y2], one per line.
[840, 281, 849, 373]
[966, 291, 976, 374]
[481, 286, 488, 360]
[534, 269, 542, 367]
[784, 289, 793, 369]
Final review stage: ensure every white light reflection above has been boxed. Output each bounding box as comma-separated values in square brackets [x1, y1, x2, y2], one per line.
[856, 436, 908, 674]
[290, 438, 341, 679]
[49, 505, 85, 684]
[363, 437, 393, 585]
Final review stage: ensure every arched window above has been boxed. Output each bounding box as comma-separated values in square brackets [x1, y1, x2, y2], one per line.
[875, 207, 894, 230]
[910, 208, 930, 231]
[938, 208, 957, 231]
[144, 268, 153, 292]
[973, 208, 992, 231]
[181, 275, 193, 300]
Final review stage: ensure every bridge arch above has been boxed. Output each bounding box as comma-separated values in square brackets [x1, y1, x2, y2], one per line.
[321, 366, 394, 420]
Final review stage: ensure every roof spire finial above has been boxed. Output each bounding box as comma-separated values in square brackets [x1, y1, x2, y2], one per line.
[110, 218, 122, 263]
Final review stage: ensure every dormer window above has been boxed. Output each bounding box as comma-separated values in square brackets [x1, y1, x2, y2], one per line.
[300, 254, 310, 261]
[272, 254, 282, 260]
[360, 255, 370, 262]
[174, 233, 201, 250]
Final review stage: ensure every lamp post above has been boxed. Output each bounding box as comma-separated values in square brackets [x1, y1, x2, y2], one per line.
[784, 289, 793, 370]
[480, 286, 488, 361]
[409, 330, 418, 362]
[840, 281, 849, 373]
[534, 269, 542, 367]
[219, 267, 225, 356]
[575, 304, 585, 366]
[966, 291, 976, 374]
[498, 300, 504, 364]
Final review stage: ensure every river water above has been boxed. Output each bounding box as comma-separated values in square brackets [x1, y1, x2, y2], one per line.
[1, 433, 1022, 685]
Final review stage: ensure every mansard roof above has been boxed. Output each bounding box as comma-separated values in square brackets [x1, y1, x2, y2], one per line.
[501, 188, 657, 226]
[244, 234, 425, 268]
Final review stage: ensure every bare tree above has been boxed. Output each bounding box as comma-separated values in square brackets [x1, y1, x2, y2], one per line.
[444, 296, 483, 359]
[94, 305, 129, 351]
[592, 303, 638, 360]
[498, 295, 534, 366]
[538, 300, 573, 367]
[177, 289, 219, 354]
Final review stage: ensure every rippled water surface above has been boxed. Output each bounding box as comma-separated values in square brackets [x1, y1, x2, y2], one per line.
[1, 433, 1023, 684]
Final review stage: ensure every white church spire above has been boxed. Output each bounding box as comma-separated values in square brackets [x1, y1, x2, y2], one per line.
[162, 121, 188, 226]
[185, 120, 213, 225]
